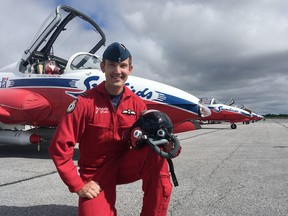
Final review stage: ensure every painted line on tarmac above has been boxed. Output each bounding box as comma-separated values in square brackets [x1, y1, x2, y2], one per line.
[0, 171, 57, 187]
[271, 119, 288, 129]
[179, 128, 224, 141]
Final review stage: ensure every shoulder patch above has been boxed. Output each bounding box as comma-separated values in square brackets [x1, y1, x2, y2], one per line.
[66, 100, 78, 113]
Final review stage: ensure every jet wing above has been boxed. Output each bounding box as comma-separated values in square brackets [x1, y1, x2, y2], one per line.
[0, 89, 51, 124]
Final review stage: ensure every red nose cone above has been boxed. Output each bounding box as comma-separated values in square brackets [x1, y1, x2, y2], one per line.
[29, 134, 42, 144]
[174, 121, 197, 133]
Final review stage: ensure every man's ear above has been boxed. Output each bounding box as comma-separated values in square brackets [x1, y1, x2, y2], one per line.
[129, 65, 133, 74]
[100, 61, 105, 73]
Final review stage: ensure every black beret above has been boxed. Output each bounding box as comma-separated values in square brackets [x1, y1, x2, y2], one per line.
[102, 42, 131, 62]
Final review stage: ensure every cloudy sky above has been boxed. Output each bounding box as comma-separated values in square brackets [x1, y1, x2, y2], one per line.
[0, 0, 287, 114]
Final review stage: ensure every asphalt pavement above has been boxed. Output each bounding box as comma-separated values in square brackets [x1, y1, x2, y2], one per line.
[0, 119, 287, 216]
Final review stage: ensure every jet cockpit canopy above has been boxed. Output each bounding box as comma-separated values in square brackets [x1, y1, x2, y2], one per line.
[20, 5, 106, 73]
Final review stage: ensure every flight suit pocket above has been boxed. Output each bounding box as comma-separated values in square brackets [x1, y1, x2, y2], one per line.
[158, 176, 172, 213]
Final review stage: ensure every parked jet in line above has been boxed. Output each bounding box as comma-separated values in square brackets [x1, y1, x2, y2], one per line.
[0, 5, 210, 146]
[199, 98, 252, 129]
[240, 106, 265, 122]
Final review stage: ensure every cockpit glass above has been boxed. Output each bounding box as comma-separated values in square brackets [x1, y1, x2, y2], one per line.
[200, 98, 212, 105]
[51, 16, 103, 60]
[70, 54, 101, 70]
[213, 99, 222, 104]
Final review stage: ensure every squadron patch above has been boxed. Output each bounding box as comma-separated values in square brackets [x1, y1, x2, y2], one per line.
[66, 100, 77, 113]
[122, 109, 136, 116]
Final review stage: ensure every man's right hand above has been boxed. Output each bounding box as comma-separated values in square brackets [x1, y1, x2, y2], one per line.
[77, 181, 102, 199]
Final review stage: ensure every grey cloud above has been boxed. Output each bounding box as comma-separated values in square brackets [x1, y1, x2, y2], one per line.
[1, 0, 287, 114]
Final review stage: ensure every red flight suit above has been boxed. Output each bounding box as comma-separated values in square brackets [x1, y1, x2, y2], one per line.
[49, 81, 173, 216]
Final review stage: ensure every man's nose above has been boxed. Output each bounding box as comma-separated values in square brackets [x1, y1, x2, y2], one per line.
[114, 65, 122, 73]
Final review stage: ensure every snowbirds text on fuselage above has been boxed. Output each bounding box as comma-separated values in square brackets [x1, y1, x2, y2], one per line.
[0, 5, 210, 146]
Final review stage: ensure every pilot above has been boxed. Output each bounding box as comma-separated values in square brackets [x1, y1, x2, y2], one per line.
[49, 42, 181, 216]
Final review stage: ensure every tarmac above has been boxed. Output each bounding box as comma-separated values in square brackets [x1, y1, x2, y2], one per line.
[0, 118, 287, 216]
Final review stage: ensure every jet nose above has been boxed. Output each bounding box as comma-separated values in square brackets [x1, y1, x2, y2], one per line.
[198, 103, 211, 117]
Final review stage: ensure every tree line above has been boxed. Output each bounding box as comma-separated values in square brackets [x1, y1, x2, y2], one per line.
[264, 114, 288, 118]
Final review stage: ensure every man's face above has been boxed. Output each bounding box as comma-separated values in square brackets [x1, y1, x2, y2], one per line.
[101, 58, 133, 92]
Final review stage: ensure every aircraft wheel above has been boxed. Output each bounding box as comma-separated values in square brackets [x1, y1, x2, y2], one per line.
[231, 123, 237, 129]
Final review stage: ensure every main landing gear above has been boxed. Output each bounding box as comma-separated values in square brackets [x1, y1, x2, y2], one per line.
[231, 123, 237, 129]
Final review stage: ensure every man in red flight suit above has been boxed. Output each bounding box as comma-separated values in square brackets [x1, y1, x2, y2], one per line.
[49, 42, 174, 216]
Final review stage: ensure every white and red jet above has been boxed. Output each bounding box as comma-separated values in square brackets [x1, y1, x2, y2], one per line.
[0, 5, 210, 146]
[199, 98, 254, 129]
